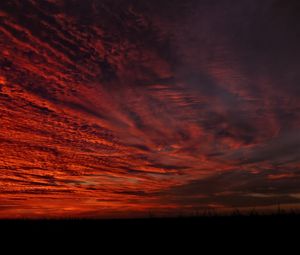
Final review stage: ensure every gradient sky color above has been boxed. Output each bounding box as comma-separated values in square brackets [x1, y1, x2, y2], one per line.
[0, 0, 300, 218]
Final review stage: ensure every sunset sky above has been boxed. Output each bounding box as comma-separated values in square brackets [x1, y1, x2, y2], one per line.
[0, 0, 300, 218]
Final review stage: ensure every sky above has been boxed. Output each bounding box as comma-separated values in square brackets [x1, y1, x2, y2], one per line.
[0, 0, 300, 218]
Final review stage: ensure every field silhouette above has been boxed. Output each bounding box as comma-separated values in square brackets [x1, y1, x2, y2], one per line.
[1, 211, 300, 234]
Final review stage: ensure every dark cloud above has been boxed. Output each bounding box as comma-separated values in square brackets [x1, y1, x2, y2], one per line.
[222, 131, 300, 165]
[161, 168, 300, 208]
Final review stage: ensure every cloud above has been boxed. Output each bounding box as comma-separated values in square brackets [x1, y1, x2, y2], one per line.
[0, 0, 300, 217]
[221, 131, 300, 166]
[159, 168, 300, 209]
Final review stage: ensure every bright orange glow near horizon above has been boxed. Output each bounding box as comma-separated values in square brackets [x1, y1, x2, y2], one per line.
[1, 0, 300, 218]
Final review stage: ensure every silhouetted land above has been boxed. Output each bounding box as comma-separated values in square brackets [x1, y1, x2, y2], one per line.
[2, 213, 300, 237]
[2, 216, 298, 252]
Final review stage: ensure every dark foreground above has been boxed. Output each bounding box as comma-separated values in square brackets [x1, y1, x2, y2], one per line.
[1, 214, 300, 235]
[0, 217, 297, 254]
[1, 215, 300, 250]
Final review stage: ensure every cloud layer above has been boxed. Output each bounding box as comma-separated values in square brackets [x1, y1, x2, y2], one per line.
[0, 0, 300, 218]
